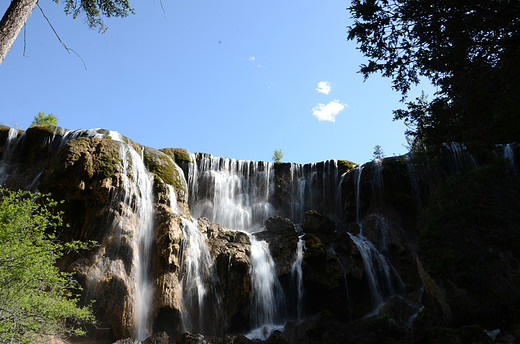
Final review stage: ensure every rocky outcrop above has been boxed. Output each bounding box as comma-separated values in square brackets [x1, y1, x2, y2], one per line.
[2, 125, 520, 344]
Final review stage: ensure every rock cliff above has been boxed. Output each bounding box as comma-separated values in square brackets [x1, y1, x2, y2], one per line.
[1, 125, 519, 343]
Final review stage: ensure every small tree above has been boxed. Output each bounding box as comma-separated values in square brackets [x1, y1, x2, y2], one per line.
[30, 112, 58, 127]
[272, 149, 283, 163]
[373, 145, 384, 159]
[0, 188, 94, 343]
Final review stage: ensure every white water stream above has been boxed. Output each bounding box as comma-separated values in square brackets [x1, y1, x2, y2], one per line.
[111, 133, 155, 340]
[350, 163, 403, 312]
[290, 235, 305, 320]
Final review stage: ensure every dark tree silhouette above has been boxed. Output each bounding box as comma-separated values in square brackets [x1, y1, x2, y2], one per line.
[348, 0, 520, 148]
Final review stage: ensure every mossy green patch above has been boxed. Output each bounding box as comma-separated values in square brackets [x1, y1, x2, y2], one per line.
[61, 137, 120, 179]
[143, 147, 187, 193]
[94, 149, 119, 178]
[160, 148, 193, 163]
[338, 159, 358, 172]
[31, 124, 58, 135]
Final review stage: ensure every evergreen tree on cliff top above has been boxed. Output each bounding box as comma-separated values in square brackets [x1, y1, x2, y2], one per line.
[0, 0, 134, 65]
[0, 188, 94, 343]
[348, 0, 520, 150]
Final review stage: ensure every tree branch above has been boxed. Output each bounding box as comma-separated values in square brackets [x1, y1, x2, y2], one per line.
[36, 2, 87, 70]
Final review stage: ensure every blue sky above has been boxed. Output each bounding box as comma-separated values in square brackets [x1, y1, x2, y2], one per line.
[0, 0, 435, 164]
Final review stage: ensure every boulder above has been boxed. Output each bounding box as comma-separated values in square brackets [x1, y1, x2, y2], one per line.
[265, 215, 296, 233]
[302, 210, 335, 233]
[143, 331, 170, 344]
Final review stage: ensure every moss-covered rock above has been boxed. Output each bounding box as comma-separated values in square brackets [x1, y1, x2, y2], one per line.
[338, 159, 358, 173]
[59, 137, 120, 179]
[143, 147, 187, 194]
[160, 148, 193, 164]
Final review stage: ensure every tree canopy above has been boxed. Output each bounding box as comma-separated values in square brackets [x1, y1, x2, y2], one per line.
[348, 0, 520, 150]
[30, 112, 58, 127]
[272, 149, 283, 163]
[0, 188, 94, 343]
[0, 0, 135, 64]
[55, 0, 134, 33]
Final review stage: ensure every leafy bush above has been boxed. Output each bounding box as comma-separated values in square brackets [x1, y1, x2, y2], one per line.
[272, 149, 283, 163]
[0, 188, 94, 343]
[30, 112, 58, 127]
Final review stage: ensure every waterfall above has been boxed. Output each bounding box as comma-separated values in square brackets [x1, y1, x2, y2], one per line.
[0, 127, 112, 188]
[348, 233, 398, 307]
[165, 171, 220, 335]
[179, 218, 217, 333]
[186, 154, 292, 332]
[350, 164, 403, 312]
[286, 160, 343, 224]
[188, 154, 274, 232]
[114, 138, 155, 340]
[504, 144, 517, 175]
[371, 159, 384, 204]
[290, 235, 305, 320]
[354, 165, 364, 231]
[0, 128, 22, 184]
[290, 163, 306, 223]
[247, 235, 286, 338]
[445, 142, 477, 170]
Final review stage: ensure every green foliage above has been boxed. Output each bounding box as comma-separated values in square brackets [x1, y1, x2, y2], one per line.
[0, 188, 94, 343]
[55, 0, 135, 33]
[30, 112, 58, 127]
[372, 145, 384, 159]
[338, 159, 358, 173]
[418, 162, 520, 288]
[272, 149, 283, 163]
[348, 0, 520, 148]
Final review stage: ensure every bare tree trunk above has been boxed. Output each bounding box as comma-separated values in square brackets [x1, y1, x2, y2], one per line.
[0, 0, 38, 65]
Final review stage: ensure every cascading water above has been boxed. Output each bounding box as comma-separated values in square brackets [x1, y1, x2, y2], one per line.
[290, 235, 305, 320]
[0, 128, 159, 339]
[347, 234, 397, 307]
[179, 217, 218, 333]
[290, 163, 307, 223]
[0, 128, 21, 184]
[349, 163, 403, 312]
[0, 127, 108, 188]
[165, 172, 221, 335]
[189, 154, 274, 232]
[354, 165, 364, 231]
[185, 154, 352, 334]
[504, 144, 517, 175]
[111, 134, 155, 340]
[445, 142, 478, 170]
[247, 234, 286, 339]
[287, 160, 342, 224]
[187, 155, 289, 333]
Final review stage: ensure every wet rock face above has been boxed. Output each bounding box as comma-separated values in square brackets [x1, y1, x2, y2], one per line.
[302, 210, 335, 233]
[200, 218, 254, 333]
[7, 125, 520, 344]
[264, 215, 296, 233]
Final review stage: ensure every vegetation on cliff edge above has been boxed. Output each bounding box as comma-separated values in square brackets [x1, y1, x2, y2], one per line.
[0, 188, 94, 343]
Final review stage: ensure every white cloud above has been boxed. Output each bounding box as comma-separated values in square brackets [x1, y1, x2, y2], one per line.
[249, 56, 256, 61]
[315, 81, 331, 95]
[312, 100, 346, 122]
